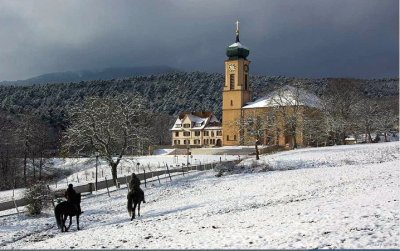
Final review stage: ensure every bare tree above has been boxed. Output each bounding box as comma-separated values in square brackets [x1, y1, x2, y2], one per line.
[63, 94, 150, 186]
[149, 113, 174, 146]
[320, 79, 362, 145]
[376, 105, 398, 142]
[269, 84, 321, 149]
[352, 98, 382, 143]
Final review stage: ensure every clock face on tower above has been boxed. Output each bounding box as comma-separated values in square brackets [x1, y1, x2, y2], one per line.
[228, 64, 236, 72]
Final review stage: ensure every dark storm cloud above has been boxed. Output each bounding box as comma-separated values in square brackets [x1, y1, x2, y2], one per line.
[0, 0, 398, 80]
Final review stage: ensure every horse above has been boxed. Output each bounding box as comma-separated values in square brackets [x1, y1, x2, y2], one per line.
[54, 193, 82, 232]
[127, 188, 144, 221]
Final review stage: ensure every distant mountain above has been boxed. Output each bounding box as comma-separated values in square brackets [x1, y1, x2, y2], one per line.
[0, 65, 180, 86]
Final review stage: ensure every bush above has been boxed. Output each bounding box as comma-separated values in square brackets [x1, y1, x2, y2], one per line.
[24, 182, 52, 215]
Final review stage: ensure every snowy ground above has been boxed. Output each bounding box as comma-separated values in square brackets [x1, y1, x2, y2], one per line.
[0, 154, 244, 203]
[0, 142, 399, 249]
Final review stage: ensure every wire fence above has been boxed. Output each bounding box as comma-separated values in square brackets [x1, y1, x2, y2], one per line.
[0, 159, 241, 213]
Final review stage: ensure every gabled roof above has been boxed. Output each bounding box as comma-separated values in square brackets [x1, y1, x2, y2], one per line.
[171, 111, 221, 131]
[243, 85, 322, 109]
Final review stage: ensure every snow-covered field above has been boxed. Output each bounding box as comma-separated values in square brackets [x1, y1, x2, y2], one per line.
[0, 142, 399, 249]
[0, 154, 244, 202]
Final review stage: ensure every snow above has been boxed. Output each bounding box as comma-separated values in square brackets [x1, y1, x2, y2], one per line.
[152, 149, 175, 155]
[0, 154, 244, 203]
[0, 142, 399, 249]
[228, 42, 249, 50]
[243, 85, 322, 109]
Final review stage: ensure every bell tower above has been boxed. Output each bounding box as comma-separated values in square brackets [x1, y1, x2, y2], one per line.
[222, 21, 251, 146]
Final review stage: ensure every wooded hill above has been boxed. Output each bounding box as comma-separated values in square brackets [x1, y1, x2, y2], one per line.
[0, 72, 398, 132]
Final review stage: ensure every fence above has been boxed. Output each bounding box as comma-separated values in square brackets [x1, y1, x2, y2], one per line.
[0, 159, 240, 213]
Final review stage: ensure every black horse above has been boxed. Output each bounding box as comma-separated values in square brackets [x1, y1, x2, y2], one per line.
[127, 189, 144, 220]
[54, 193, 82, 232]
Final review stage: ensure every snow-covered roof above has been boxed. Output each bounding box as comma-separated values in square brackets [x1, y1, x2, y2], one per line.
[243, 85, 322, 109]
[170, 112, 222, 131]
[186, 114, 207, 124]
[228, 42, 249, 50]
[209, 115, 220, 123]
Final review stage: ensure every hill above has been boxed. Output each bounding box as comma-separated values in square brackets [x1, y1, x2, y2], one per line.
[0, 66, 179, 86]
[0, 72, 398, 131]
[1, 142, 399, 249]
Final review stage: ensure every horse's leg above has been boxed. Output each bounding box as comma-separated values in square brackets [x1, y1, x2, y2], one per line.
[77, 215, 80, 230]
[66, 215, 72, 231]
[60, 215, 65, 232]
[131, 202, 137, 220]
[138, 202, 141, 217]
[62, 214, 67, 232]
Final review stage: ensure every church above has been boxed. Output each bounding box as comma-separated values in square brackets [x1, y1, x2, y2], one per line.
[172, 22, 321, 148]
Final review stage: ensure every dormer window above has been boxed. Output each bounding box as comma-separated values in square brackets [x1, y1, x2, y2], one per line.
[183, 123, 190, 128]
[175, 124, 181, 128]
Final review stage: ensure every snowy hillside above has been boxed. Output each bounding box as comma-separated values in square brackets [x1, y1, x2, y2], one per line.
[0, 142, 399, 249]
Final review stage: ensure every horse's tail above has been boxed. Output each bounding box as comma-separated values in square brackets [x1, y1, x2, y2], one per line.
[54, 205, 62, 229]
[127, 192, 132, 217]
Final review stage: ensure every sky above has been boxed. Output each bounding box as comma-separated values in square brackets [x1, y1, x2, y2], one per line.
[0, 0, 398, 81]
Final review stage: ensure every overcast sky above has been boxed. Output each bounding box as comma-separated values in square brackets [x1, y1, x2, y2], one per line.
[0, 0, 398, 80]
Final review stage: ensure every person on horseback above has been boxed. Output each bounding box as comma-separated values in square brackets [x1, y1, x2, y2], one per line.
[65, 184, 82, 215]
[129, 173, 145, 203]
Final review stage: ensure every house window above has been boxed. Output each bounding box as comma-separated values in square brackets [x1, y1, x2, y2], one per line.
[245, 74, 248, 90]
[231, 100, 233, 106]
[175, 132, 179, 137]
[211, 131, 214, 137]
[217, 131, 222, 136]
[183, 123, 190, 128]
[175, 124, 181, 128]
[230, 74, 235, 90]
[227, 135, 230, 141]
[234, 135, 237, 141]
[183, 132, 190, 137]
[195, 131, 200, 136]
[204, 131, 209, 136]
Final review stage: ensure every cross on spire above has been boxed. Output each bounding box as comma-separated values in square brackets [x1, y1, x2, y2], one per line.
[235, 20, 240, 42]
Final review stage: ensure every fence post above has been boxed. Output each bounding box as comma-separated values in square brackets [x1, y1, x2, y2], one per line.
[105, 177, 110, 197]
[46, 185, 55, 209]
[157, 173, 161, 184]
[143, 170, 147, 188]
[181, 165, 185, 176]
[165, 164, 172, 182]
[125, 175, 129, 190]
[12, 197, 20, 214]
[88, 183, 93, 194]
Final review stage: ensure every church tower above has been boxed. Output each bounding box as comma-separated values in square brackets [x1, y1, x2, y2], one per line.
[222, 21, 251, 146]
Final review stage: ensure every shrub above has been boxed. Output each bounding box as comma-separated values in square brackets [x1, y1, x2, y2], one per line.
[24, 182, 52, 215]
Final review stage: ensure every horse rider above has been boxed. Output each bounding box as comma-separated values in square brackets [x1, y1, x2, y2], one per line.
[65, 184, 82, 214]
[129, 173, 146, 203]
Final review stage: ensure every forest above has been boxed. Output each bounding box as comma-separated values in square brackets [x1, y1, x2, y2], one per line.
[0, 71, 398, 190]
